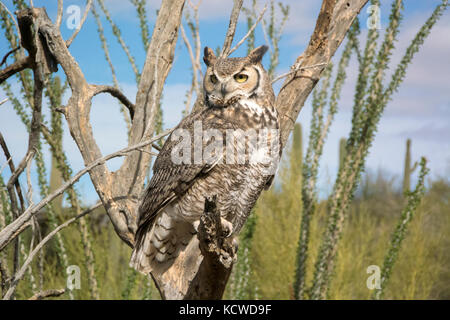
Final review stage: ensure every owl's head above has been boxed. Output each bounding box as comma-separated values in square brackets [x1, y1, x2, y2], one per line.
[203, 45, 271, 107]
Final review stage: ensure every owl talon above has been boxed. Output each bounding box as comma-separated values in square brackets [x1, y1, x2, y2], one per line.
[220, 218, 233, 238]
[192, 220, 200, 232]
[219, 237, 238, 268]
[232, 238, 239, 253]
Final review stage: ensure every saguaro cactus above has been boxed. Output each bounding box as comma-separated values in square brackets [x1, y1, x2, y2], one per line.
[402, 139, 417, 194]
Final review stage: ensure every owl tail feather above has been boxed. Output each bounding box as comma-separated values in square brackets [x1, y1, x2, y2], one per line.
[130, 211, 196, 276]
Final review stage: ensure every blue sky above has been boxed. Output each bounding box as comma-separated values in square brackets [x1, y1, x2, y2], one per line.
[1, 0, 449, 205]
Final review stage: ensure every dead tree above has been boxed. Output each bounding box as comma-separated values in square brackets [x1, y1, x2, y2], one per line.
[0, 0, 369, 299]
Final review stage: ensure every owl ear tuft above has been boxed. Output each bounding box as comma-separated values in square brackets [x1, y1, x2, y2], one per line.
[203, 47, 217, 67]
[247, 45, 268, 64]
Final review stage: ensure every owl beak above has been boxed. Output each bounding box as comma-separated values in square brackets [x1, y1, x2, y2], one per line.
[220, 83, 227, 98]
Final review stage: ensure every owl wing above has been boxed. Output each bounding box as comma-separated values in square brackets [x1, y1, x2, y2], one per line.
[135, 109, 228, 245]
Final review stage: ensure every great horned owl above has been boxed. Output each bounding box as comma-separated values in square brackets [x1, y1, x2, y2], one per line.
[130, 45, 280, 276]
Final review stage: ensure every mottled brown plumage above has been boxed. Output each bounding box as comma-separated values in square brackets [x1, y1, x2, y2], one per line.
[130, 46, 280, 275]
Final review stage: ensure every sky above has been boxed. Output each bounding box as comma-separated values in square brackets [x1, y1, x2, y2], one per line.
[0, 0, 449, 205]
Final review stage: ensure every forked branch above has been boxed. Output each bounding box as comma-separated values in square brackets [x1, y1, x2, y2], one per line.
[92, 85, 136, 120]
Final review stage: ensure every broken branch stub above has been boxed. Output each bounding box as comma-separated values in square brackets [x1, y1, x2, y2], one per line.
[183, 196, 237, 300]
[198, 196, 237, 269]
[16, 8, 58, 77]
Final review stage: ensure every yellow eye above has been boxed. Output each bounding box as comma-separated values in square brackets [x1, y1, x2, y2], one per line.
[210, 75, 218, 84]
[234, 73, 248, 83]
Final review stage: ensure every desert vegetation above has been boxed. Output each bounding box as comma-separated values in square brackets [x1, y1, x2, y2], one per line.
[0, 0, 448, 299]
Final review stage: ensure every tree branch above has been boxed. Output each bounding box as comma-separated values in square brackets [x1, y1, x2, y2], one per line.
[5, 64, 43, 219]
[151, 196, 237, 299]
[65, 0, 92, 47]
[0, 56, 31, 84]
[28, 288, 65, 300]
[227, 2, 268, 57]
[91, 85, 136, 120]
[3, 202, 101, 300]
[181, 1, 203, 113]
[0, 129, 171, 252]
[56, 0, 63, 28]
[188, 196, 237, 299]
[271, 61, 328, 84]
[180, 24, 201, 96]
[0, 1, 21, 47]
[0, 132, 26, 215]
[1, 47, 19, 66]
[12, 1, 185, 249]
[111, 0, 185, 244]
[276, 0, 369, 146]
[220, 0, 244, 57]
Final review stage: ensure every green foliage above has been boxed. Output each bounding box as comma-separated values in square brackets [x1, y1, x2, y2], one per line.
[293, 20, 355, 299]
[327, 177, 449, 299]
[308, 0, 446, 299]
[373, 158, 429, 299]
[97, 0, 140, 83]
[35, 144, 73, 298]
[6, 164, 446, 300]
[249, 131, 303, 299]
[243, 0, 289, 78]
[47, 77, 64, 213]
[226, 210, 259, 299]
[130, 0, 151, 51]
[1, 15, 100, 299]
[121, 267, 138, 300]
[9, 208, 160, 299]
[338, 138, 347, 171]
[250, 150, 448, 299]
